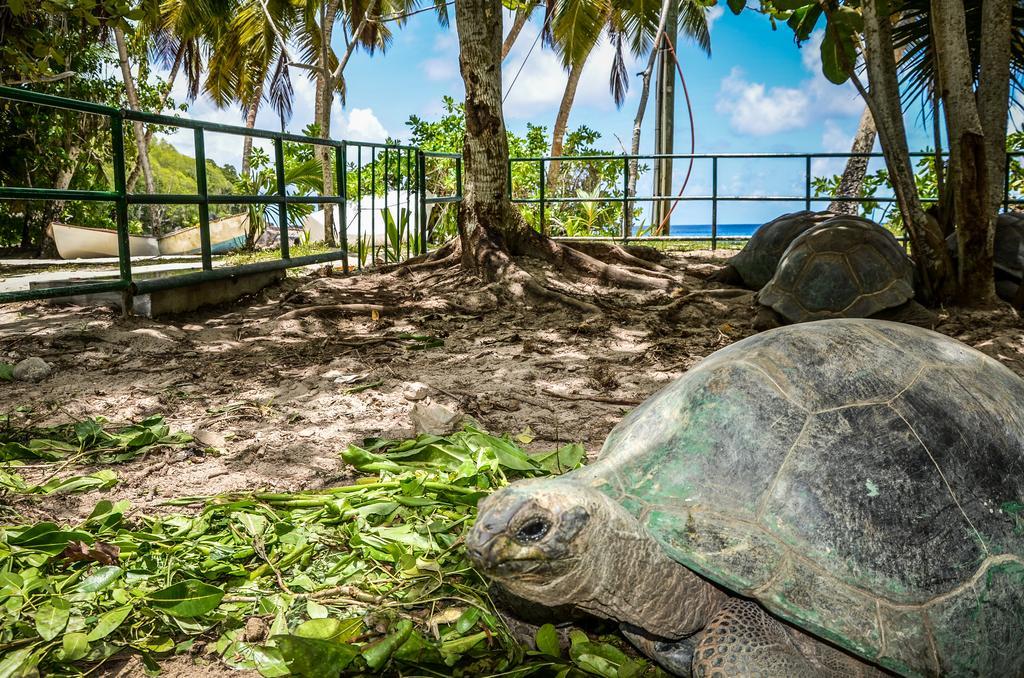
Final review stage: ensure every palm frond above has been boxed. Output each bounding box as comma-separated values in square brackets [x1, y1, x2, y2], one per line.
[609, 26, 629, 106]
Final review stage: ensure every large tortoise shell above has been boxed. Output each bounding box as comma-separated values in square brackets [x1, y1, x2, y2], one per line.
[576, 320, 1024, 676]
[994, 211, 1024, 279]
[728, 211, 836, 290]
[758, 217, 914, 322]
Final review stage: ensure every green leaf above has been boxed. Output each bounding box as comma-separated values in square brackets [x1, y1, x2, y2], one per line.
[35, 596, 70, 641]
[535, 624, 561, 658]
[771, 0, 810, 9]
[0, 646, 38, 678]
[62, 632, 90, 662]
[820, 18, 859, 84]
[294, 617, 362, 642]
[786, 3, 823, 42]
[273, 635, 359, 674]
[0, 363, 13, 381]
[147, 579, 224, 618]
[87, 604, 132, 641]
[726, 0, 746, 14]
[361, 619, 413, 670]
[9, 524, 93, 555]
[76, 566, 124, 593]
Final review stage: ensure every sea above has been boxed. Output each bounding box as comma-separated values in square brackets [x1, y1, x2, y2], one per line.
[667, 223, 761, 238]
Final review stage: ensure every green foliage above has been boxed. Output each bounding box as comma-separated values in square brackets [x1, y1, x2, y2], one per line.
[0, 3, 180, 248]
[235, 131, 324, 248]
[0, 414, 193, 496]
[0, 418, 668, 677]
[0, 0, 138, 87]
[406, 97, 642, 240]
[146, 140, 240, 229]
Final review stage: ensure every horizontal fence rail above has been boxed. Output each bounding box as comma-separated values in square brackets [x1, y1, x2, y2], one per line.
[0, 86, 462, 304]
[510, 151, 1023, 249]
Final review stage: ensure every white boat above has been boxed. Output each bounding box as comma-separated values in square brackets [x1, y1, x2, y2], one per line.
[48, 214, 249, 260]
[48, 222, 160, 259]
[157, 213, 249, 255]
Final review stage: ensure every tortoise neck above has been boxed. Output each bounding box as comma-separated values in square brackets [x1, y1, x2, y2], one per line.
[571, 496, 728, 639]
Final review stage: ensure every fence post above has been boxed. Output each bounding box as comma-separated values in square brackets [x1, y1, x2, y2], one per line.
[274, 137, 289, 260]
[193, 128, 212, 270]
[1006, 151, 1012, 211]
[538, 159, 545, 234]
[711, 156, 718, 251]
[110, 112, 133, 291]
[337, 142, 349, 273]
[417, 151, 428, 255]
[621, 156, 630, 240]
[805, 155, 812, 210]
[455, 155, 463, 201]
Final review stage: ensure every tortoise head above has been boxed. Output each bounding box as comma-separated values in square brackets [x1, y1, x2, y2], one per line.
[466, 478, 623, 607]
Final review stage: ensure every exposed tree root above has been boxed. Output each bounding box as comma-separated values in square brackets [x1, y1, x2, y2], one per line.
[277, 299, 472, 320]
[562, 241, 669, 272]
[520, 231, 678, 292]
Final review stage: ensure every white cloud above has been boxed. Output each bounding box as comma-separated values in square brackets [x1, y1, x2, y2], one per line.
[423, 56, 458, 82]
[715, 30, 864, 137]
[812, 119, 856, 176]
[706, 4, 725, 31]
[502, 27, 641, 119]
[716, 67, 811, 135]
[343, 108, 390, 141]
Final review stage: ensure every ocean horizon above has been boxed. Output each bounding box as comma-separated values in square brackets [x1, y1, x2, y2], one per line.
[665, 223, 761, 238]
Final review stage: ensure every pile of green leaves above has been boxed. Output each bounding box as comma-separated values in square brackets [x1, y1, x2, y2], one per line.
[0, 415, 192, 496]
[1, 425, 667, 677]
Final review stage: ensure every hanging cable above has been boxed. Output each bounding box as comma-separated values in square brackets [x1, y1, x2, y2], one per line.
[655, 33, 697, 234]
[503, 11, 552, 103]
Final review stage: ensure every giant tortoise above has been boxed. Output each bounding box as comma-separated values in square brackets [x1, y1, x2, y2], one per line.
[468, 319, 1024, 677]
[710, 211, 835, 290]
[756, 216, 930, 327]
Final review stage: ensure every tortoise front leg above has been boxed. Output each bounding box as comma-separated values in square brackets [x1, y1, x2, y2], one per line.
[620, 624, 698, 677]
[691, 599, 887, 678]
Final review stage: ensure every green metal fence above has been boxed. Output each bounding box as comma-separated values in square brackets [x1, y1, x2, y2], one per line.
[0, 86, 462, 304]
[510, 152, 1023, 249]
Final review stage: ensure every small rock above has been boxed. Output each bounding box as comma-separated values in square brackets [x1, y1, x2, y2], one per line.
[194, 429, 226, 449]
[242, 616, 269, 643]
[403, 382, 431, 401]
[324, 370, 364, 384]
[409, 399, 463, 435]
[13, 357, 51, 382]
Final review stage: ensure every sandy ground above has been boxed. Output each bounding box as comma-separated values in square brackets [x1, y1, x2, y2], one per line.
[1, 249, 1023, 675]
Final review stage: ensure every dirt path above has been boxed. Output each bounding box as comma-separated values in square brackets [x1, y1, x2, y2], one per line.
[3, 249, 1023, 527]
[2, 249, 1023, 677]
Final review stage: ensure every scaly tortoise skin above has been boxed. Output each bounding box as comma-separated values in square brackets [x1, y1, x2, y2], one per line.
[468, 319, 1024, 677]
[715, 211, 835, 290]
[758, 216, 914, 323]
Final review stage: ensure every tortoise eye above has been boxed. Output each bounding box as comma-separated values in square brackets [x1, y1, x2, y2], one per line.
[515, 518, 550, 543]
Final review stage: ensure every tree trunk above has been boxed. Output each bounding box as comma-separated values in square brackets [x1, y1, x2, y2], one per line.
[626, 0, 673, 235]
[930, 0, 996, 305]
[241, 82, 264, 178]
[977, 0, 1012, 216]
[543, 57, 586, 205]
[456, 0, 525, 272]
[128, 43, 183, 191]
[501, 2, 534, 60]
[858, 0, 952, 300]
[37, 144, 83, 256]
[830, 110, 876, 216]
[315, 0, 341, 248]
[114, 27, 161, 234]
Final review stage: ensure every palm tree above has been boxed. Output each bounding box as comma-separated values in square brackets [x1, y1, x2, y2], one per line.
[203, 0, 299, 177]
[544, 0, 711, 194]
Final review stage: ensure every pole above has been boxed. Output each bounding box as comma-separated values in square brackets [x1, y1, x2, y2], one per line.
[652, 3, 677, 235]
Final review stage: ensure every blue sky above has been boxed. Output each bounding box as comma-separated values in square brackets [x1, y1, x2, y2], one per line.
[161, 4, 944, 226]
